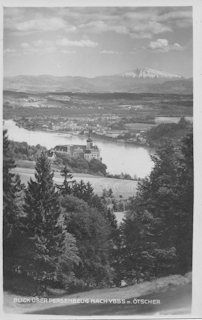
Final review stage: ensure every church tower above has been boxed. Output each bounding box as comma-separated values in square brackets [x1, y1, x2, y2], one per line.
[86, 134, 93, 150]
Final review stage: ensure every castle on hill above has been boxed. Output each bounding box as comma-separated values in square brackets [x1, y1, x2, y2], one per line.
[49, 135, 101, 162]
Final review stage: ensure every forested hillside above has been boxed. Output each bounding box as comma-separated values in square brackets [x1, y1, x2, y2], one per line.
[146, 117, 192, 147]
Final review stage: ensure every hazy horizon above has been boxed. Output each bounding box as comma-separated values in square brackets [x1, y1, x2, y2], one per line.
[3, 67, 192, 79]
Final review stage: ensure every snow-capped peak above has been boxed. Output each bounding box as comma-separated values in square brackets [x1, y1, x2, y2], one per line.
[116, 68, 183, 80]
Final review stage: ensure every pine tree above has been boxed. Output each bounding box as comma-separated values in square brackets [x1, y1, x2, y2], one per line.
[172, 132, 193, 272]
[148, 135, 193, 273]
[60, 179, 119, 288]
[120, 139, 182, 282]
[3, 130, 18, 240]
[70, 180, 92, 202]
[61, 194, 112, 289]
[3, 130, 24, 279]
[119, 210, 156, 284]
[57, 166, 75, 196]
[23, 152, 76, 291]
[120, 135, 193, 282]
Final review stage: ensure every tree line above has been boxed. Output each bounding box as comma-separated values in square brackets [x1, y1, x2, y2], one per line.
[146, 117, 192, 147]
[7, 140, 47, 161]
[3, 129, 193, 295]
[53, 151, 107, 176]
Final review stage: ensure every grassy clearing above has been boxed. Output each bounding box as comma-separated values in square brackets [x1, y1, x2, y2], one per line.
[16, 160, 36, 169]
[16, 160, 60, 171]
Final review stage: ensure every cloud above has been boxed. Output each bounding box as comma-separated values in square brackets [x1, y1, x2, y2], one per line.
[129, 47, 146, 54]
[22, 46, 56, 55]
[60, 50, 76, 54]
[20, 37, 97, 56]
[148, 39, 184, 52]
[19, 39, 57, 55]
[100, 50, 122, 55]
[21, 43, 29, 48]
[128, 20, 173, 39]
[157, 10, 192, 23]
[76, 20, 129, 35]
[156, 10, 192, 30]
[4, 48, 16, 54]
[55, 38, 98, 47]
[4, 8, 27, 31]
[149, 38, 168, 49]
[15, 18, 66, 33]
[176, 19, 192, 28]
[4, 7, 192, 40]
[130, 33, 152, 39]
[74, 9, 173, 38]
[32, 40, 54, 47]
[23, 47, 56, 55]
[4, 48, 21, 57]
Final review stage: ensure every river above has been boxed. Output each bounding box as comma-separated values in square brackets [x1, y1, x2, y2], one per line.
[3, 119, 154, 178]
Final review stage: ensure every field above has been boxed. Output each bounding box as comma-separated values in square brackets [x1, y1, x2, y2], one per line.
[3, 91, 193, 120]
[125, 123, 156, 131]
[12, 167, 138, 199]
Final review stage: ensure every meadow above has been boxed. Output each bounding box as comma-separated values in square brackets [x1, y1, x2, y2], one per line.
[12, 166, 138, 199]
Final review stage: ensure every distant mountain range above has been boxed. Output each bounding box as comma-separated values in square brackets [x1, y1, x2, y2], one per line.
[3, 68, 193, 94]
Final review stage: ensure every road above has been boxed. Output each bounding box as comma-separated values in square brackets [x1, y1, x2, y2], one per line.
[27, 283, 192, 316]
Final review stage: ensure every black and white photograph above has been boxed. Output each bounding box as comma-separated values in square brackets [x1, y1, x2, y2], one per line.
[2, 0, 202, 317]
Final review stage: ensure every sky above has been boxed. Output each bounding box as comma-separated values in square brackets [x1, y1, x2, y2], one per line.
[3, 6, 193, 78]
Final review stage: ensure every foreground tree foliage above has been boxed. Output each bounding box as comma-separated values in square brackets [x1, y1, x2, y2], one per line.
[58, 171, 119, 240]
[146, 117, 191, 147]
[3, 130, 26, 279]
[7, 140, 47, 161]
[60, 195, 112, 290]
[58, 175, 120, 287]
[21, 152, 79, 292]
[56, 165, 75, 196]
[3, 130, 19, 240]
[119, 133, 193, 283]
[3, 131, 193, 294]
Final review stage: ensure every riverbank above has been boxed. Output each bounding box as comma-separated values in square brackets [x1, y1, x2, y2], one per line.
[83, 132, 150, 147]
[13, 120, 149, 147]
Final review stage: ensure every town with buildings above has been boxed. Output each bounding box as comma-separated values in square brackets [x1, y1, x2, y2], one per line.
[13, 115, 148, 145]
